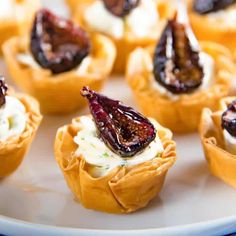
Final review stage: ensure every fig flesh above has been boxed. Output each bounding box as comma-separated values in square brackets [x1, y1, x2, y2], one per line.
[81, 87, 156, 157]
[103, 0, 140, 17]
[30, 9, 90, 74]
[222, 100, 236, 137]
[193, 0, 236, 14]
[0, 77, 8, 107]
[153, 15, 204, 94]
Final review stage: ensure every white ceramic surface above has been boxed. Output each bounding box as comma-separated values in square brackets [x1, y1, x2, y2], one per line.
[0, 0, 236, 235]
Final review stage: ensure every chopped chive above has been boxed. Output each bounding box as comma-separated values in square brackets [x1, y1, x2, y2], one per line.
[102, 152, 109, 158]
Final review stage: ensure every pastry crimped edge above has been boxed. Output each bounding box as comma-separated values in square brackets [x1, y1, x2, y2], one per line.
[0, 92, 42, 178]
[188, 0, 236, 60]
[2, 34, 116, 114]
[0, 0, 40, 53]
[73, 0, 175, 74]
[199, 96, 236, 188]
[126, 41, 236, 133]
[54, 115, 176, 214]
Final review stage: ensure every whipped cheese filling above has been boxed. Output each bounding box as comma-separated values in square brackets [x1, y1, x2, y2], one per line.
[0, 96, 27, 141]
[151, 52, 215, 100]
[17, 53, 92, 74]
[223, 129, 236, 155]
[0, 0, 25, 22]
[0, 0, 15, 20]
[74, 116, 164, 177]
[207, 6, 236, 28]
[84, 0, 159, 39]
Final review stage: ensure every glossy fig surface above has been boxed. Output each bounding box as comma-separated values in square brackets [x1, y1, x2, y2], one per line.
[153, 16, 203, 94]
[0, 77, 8, 107]
[30, 9, 90, 74]
[222, 100, 236, 137]
[81, 87, 156, 157]
[103, 0, 140, 17]
[193, 0, 236, 14]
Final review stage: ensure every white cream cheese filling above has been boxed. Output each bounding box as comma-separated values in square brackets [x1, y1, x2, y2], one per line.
[223, 129, 236, 155]
[0, 0, 26, 22]
[84, 0, 159, 39]
[207, 6, 236, 28]
[0, 0, 15, 20]
[74, 116, 164, 177]
[151, 52, 215, 100]
[0, 96, 27, 141]
[17, 53, 92, 74]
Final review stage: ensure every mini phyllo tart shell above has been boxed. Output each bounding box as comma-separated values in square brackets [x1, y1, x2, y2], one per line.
[188, 0, 236, 60]
[2, 34, 116, 114]
[0, 92, 42, 178]
[73, 0, 175, 74]
[54, 116, 176, 214]
[126, 41, 235, 133]
[199, 97, 236, 188]
[0, 0, 40, 53]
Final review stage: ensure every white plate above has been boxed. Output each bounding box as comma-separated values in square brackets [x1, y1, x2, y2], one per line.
[1, 1, 236, 235]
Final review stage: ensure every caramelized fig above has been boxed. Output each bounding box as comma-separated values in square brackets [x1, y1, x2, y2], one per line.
[30, 9, 90, 74]
[193, 0, 236, 14]
[81, 86, 156, 157]
[153, 15, 203, 94]
[103, 0, 140, 17]
[0, 77, 8, 107]
[222, 100, 236, 137]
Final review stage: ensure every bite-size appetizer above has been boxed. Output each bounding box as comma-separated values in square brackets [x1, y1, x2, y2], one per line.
[54, 87, 176, 213]
[0, 0, 39, 53]
[200, 97, 236, 188]
[126, 5, 235, 133]
[0, 77, 42, 178]
[188, 0, 236, 60]
[2, 9, 116, 114]
[73, 0, 175, 73]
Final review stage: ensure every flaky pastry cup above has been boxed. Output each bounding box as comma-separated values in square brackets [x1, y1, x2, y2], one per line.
[0, 0, 40, 53]
[54, 116, 176, 213]
[73, 0, 175, 74]
[188, 0, 236, 60]
[0, 92, 42, 178]
[199, 96, 236, 188]
[2, 34, 116, 114]
[126, 41, 236, 133]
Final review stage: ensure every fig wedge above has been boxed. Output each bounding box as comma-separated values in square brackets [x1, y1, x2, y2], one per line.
[81, 87, 156, 157]
[30, 9, 90, 74]
[222, 100, 236, 137]
[193, 0, 236, 14]
[153, 15, 204, 94]
[103, 0, 140, 17]
[0, 77, 8, 107]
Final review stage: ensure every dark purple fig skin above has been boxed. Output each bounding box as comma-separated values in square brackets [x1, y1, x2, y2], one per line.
[222, 100, 236, 137]
[153, 16, 204, 94]
[103, 0, 140, 17]
[0, 77, 8, 107]
[193, 0, 236, 14]
[81, 86, 156, 157]
[30, 9, 90, 74]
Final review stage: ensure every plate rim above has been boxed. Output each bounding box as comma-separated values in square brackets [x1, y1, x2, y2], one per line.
[1, 214, 236, 235]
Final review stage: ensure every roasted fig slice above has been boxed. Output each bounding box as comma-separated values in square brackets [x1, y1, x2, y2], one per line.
[153, 15, 204, 94]
[81, 87, 156, 157]
[222, 100, 236, 137]
[0, 77, 8, 107]
[193, 0, 236, 14]
[103, 0, 140, 17]
[30, 9, 90, 74]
